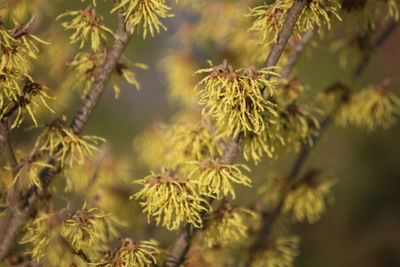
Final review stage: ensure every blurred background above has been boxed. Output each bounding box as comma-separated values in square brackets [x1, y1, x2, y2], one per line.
[2, 0, 400, 266]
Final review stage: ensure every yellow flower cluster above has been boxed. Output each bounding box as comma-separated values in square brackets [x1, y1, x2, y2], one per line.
[188, 159, 252, 199]
[240, 78, 317, 162]
[20, 207, 116, 265]
[35, 116, 105, 167]
[349, 83, 400, 130]
[296, 0, 342, 33]
[15, 160, 54, 189]
[202, 203, 256, 247]
[134, 118, 220, 169]
[68, 51, 105, 96]
[260, 170, 337, 224]
[160, 52, 199, 107]
[251, 236, 300, 267]
[132, 168, 209, 231]
[133, 123, 168, 169]
[247, 0, 292, 45]
[242, 129, 278, 163]
[96, 238, 160, 267]
[0, 20, 52, 128]
[247, 0, 341, 45]
[195, 60, 278, 137]
[4, 79, 54, 128]
[112, 60, 147, 98]
[164, 119, 220, 167]
[65, 151, 131, 192]
[322, 81, 400, 131]
[68, 51, 146, 97]
[284, 171, 337, 223]
[64, 207, 117, 256]
[112, 0, 174, 39]
[0, 28, 44, 73]
[57, 6, 114, 52]
[276, 101, 320, 151]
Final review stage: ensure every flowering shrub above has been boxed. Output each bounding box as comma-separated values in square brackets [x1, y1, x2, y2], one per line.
[0, 0, 399, 266]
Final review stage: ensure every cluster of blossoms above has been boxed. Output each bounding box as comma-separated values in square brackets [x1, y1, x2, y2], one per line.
[134, 116, 221, 169]
[3, 79, 54, 128]
[201, 202, 257, 247]
[195, 60, 278, 137]
[20, 206, 116, 265]
[252, 236, 301, 267]
[161, 52, 199, 107]
[248, 0, 342, 44]
[260, 170, 338, 224]
[0, 17, 52, 128]
[57, 6, 114, 52]
[321, 80, 400, 131]
[334, 0, 400, 67]
[34, 116, 105, 167]
[187, 159, 252, 199]
[132, 167, 209, 231]
[112, 0, 174, 38]
[96, 238, 160, 267]
[1, 0, 399, 266]
[164, 119, 220, 167]
[67, 51, 147, 97]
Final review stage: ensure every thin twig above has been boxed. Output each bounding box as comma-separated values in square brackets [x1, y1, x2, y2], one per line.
[281, 29, 314, 79]
[249, 113, 334, 258]
[0, 16, 39, 178]
[250, 19, 398, 259]
[0, 121, 18, 177]
[162, 1, 307, 266]
[353, 20, 397, 77]
[0, 6, 132, 260]
[263, 1, 305, 70]
[10, 15, 37, 38]
[57, 164, 101, 222]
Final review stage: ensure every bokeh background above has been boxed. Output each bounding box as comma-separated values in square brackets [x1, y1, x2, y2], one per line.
[2, 0, 400, 266]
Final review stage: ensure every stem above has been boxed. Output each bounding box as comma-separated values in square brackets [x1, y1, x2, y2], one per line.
[281, 29, 314, 79]
[0, 16, 39, 179]
[249, 113, 333, 256]
[0, 7, 132, 260]
[353, 20, 397, 77]
[250, 19, 398, 259]
[70, 11, 131, 134]
[0, 120, 18, 177]
[263, 1, 305, 69]
[162, 1, 307, 266]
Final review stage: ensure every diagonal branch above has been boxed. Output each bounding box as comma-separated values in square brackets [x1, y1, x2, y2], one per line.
[162, 1, 307, 266]
[0, 6, 132, 260]
[0, 15, 40, 179]
[353, 20, 397, 77]
[0, 121, 18, 177]
[281, 28, 314, 79]
[250, 19, 398, 258]
[263, 1, 306, 69]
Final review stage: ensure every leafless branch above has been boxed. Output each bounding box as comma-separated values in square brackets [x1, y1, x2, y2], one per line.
[0, 6, 132, 260]
[162, 1, 307, 266]
[0, 16, 40, 178]
[250, 19, 398, 259]
[0, 121, 18, 177]
[354, 20, 397, 77]
[281, 29, 314, 79]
